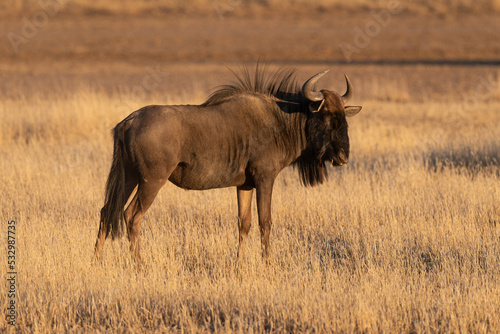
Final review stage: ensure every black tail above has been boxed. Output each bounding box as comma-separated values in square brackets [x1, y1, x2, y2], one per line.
[103, 126, 127, 239]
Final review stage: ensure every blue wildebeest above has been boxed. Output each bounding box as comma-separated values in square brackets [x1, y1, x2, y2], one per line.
[93, 66, 362, 264]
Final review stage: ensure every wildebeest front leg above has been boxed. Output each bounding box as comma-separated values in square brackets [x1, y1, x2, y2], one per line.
[256, 179, 274, 260]
[237, 186, 254, 259]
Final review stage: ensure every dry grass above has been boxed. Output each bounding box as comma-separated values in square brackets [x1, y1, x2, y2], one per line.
[1, 66, 500, 333]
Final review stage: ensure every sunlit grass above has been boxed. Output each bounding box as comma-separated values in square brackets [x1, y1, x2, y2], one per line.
[1, 71, 499, 332]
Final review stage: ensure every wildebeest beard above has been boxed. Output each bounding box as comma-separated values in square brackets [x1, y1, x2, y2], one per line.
[294, 113, 344, 187]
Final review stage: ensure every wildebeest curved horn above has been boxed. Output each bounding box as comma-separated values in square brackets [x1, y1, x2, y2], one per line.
[302, 70, 329, 102]
[342, 74, 353, 103]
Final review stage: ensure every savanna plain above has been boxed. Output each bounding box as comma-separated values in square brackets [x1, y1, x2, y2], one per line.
[1, 2, 500, 332]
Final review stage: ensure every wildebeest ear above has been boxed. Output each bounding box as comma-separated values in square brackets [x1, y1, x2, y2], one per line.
[345, 106, 362, 117]
[308, 100, 325, 113]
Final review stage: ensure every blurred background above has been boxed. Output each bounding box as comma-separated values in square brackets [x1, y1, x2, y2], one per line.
[1, 0, 499, 103]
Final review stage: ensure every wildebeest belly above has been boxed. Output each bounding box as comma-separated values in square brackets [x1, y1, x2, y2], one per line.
[168, 160, 247, 190]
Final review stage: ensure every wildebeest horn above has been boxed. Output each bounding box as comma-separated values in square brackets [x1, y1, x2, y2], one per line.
[302, 70, 329, 102]
[342, 74, 353, 103]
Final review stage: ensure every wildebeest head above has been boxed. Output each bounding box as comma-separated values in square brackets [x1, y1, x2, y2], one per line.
[301, 70, 362, 167]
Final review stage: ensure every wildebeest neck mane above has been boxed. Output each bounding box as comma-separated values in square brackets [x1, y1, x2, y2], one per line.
[202, 66, 302, 106]
[202, 65, 330, 187]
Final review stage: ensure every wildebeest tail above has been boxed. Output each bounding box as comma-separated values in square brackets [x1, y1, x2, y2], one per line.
[102, 125, 127, 239]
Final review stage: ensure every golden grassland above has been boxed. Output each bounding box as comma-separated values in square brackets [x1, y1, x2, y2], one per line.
[1, 66, 500, 332]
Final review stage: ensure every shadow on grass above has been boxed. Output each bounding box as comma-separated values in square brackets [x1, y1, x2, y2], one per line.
[425, 141, 500, 176]
[346, 140, 500, 178]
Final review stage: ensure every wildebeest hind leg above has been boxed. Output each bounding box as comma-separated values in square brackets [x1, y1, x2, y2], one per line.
[124, 178, 167, 266]
[93, 206, 109, 264]
[93, 176, 138, 264]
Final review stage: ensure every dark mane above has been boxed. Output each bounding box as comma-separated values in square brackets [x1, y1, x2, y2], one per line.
[202, 64, 330, 188]
[202, 64, 301, 106]
[294, 113, 331, 187]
